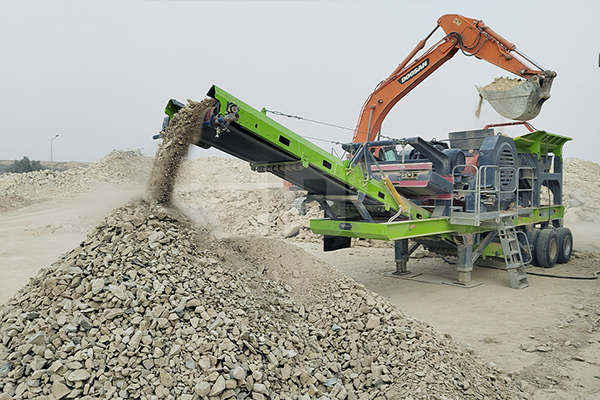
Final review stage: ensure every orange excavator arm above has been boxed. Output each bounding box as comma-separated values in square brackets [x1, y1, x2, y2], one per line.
[352, 14, 556, 143]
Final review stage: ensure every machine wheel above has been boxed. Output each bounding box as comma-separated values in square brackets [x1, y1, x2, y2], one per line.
[556, 227, 573, 264]
[536, 228, 559, 268]
[530, 228, 542, 266]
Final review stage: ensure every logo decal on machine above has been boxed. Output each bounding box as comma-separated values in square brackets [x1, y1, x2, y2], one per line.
[398, 58, 429, 84]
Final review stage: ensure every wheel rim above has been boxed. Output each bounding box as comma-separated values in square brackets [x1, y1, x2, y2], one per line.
[549, 238, 558, 260]
[563, 236, 572, 256]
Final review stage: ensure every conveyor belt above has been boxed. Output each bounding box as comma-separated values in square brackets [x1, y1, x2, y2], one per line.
[191, 85, 403, 211]
[196, 122, 367, 201]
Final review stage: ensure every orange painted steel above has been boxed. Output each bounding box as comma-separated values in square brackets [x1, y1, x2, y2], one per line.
[352, 14, 548, 144]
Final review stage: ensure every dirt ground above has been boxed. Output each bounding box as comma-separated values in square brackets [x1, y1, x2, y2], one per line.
[1, 162, 599, 399]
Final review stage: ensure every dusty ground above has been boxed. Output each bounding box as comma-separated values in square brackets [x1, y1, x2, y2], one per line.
[0, 188, 146, 305]
[1, 156, 599, 399]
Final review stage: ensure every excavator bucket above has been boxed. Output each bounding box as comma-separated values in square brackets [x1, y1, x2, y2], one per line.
[477, 72, 556, 121]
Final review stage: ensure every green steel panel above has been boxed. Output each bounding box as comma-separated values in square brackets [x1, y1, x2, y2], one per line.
[310, 218, 455, 241]
[513, 130, 572, 159]
[310, 206, 564, 241]
[480, 242, 503, 259]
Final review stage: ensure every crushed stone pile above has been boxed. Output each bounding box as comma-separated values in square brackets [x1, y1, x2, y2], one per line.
[176, 185, 323, 243]
[175, 157, 282, 190]
[562, 158, 600, 223]
[0, 199, 520, 400]
[0, 150, 151, 206]
[171, 158, 388, 248]
[174, 156, 321, 242]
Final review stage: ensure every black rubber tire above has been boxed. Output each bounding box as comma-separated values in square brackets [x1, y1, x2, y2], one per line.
[556, 227, 573, 264]
[536, 228, 559, 268]
[530, 228, 542, 266]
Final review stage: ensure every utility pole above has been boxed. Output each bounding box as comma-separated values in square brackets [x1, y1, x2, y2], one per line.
[51, 135, 59, 170]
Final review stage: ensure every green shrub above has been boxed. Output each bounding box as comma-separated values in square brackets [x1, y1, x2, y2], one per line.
[7, 156, 45, 173]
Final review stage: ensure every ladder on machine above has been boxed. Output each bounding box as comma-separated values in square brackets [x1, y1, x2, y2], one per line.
[497, 217, 529, 289]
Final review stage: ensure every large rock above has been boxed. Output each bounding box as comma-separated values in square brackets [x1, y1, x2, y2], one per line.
[282, 223, 301, 238]
[68, 369, 90, 382]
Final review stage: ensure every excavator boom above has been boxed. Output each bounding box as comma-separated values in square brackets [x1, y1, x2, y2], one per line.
[352, 14, 555, 143]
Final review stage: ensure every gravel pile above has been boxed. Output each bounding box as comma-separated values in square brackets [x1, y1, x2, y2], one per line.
[0, 150, 151, 203]
[176, 185, 324, 243]
[0, 199, 519, 400]
[562, 157, 600, 223]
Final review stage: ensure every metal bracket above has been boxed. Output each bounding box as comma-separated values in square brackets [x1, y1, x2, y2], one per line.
[472, 231, 497, 265]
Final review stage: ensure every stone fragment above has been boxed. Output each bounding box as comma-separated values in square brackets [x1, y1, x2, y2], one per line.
[48, 360, 64, 373]
[69, 369, 91, 382]
[129, 330, 143, 348]
[231, 366, 246, 380]
[282, 224, 301, 238]
[209, 375, 226, 396]
[79, 316, 93, 331]
[257, 213, 270, 225]
[280, 364, 291, 380]
[104, 308, 124, 319]
[153, 347, 164, 358]
[30, 357, 47, 371]
[365, 315, 380, 330]
[253, 383, 267, 393]
[109, 285, 128, 300]
[159, 369, 174, 387]
[91, 278, 104, 294]
[25, 311, 40, 320]
[26, 332, 45, 345]
[196, 381, 211, 396]
[52, 381, 71, 399]
[0, 361, 12, 378]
